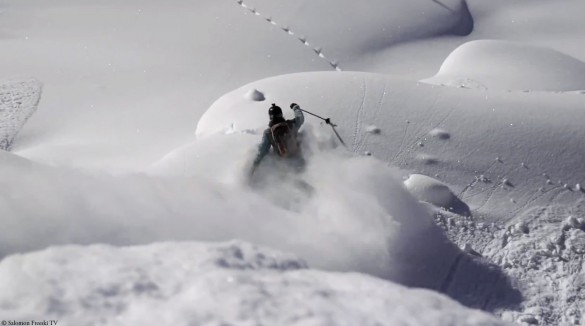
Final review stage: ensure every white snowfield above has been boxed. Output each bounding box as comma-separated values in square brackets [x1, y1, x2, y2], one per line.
[0, 241, 508, 326]
[1, 0, 585, 325]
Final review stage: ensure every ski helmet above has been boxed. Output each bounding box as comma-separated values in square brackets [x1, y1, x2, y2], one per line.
[268, 103, 283, 120]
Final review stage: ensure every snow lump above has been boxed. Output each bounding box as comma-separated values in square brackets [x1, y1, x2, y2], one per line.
[404, 174, 470, 216]
[245, 88, 266, 101]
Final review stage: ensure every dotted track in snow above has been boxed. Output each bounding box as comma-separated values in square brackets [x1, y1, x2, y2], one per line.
[234, 0, 342, 72]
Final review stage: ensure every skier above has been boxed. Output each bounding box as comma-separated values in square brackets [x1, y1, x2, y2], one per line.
[250, 103, 305, 176]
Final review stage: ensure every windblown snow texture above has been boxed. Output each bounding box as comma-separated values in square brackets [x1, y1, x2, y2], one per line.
[0, 79, 42, 151]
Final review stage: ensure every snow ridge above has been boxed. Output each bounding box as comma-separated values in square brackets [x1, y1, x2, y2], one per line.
[234, 0, 342, 71]
[0, 79, 42, 151]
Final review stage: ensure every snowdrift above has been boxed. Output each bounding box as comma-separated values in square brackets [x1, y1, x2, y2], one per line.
[404, 174, 470, 216]
[0, 241, 507, 325]
[0, 79, 42, 150]
[423, 40, 585, 91]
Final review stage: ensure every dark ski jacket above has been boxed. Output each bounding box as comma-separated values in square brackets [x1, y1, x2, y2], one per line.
[253, 107, 304, 167]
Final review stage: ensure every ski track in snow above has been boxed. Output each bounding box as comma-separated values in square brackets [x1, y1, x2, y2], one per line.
[469, 163, 521, 215]
[458, 159, 505, 202]
[358, 79, 387, 155]
[511, 186, 565, 219]
[460, 151, 584, 218]
[395, 96, 438, 165]
[389, 91, 411, 163]
[234, 0, 342, 71]
[394, 103, 454, 167]
[352, 77, 367, 153]
[506, 168, 576, 218]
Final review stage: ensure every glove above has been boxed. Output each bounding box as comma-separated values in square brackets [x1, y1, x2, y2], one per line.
[290, 103, 299, 110]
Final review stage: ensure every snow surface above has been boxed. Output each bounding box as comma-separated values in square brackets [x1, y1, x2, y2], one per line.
[2, 0, 585, 324]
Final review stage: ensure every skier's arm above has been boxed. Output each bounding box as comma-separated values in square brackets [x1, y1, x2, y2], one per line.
[290, 103, 304, 128]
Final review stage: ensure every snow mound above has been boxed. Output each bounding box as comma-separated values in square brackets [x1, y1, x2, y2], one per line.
[0, 241, 507, 326]
[430, 128, 451, 140]
[0, 79, 42, 150]
[365, 125, 381, 135]
[415, 153, 440, 165]
[423, 40, 585, 91]
[245, 88, 266, 102]
[405, 174, 470, 216]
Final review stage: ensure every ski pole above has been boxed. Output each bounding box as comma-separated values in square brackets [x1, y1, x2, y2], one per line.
[329, 124, 347, 147]
[296, 108, 336, 126]
[295, 107, 347, 147]
[296, 108, 328, 122]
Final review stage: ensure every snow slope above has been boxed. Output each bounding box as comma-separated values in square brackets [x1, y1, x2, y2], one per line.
[2, 0, 585, 324]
